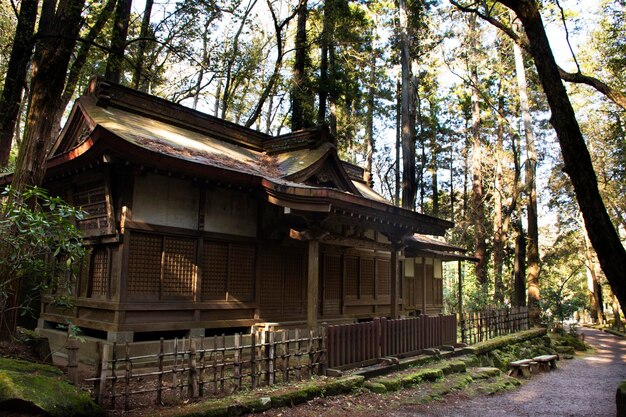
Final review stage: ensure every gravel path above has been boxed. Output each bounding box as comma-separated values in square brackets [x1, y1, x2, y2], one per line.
[398, 327, 626, 417]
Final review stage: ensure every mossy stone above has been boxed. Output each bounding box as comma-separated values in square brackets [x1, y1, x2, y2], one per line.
[0, 357, 104, 417]
[556, 345, 575, 354]
[322, 375, 364, 396]
[364, 381, 387, 394]
[469, 367, 501, 380]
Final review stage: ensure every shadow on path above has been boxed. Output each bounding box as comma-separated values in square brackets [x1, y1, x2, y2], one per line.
[397, 327, 626, 417]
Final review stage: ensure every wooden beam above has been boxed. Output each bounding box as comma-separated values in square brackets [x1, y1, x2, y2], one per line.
[307, 240, 320, 331]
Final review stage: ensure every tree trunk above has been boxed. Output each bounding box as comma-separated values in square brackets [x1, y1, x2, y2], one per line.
[399, 0, 415, 210]
[291, 0, 308, 131]
[364, 41, 376, 186]
[583, 229, 605, 323]
[469, 14, 487, 286]
[512, 16, 540, 323]
[395, 80, 401, 206]
[500, 0, 626, 314]
[493, 93, 505, 305]
[12, 0, 86, 192]
[0, 0, 39, 167]
[513, 221, 527, 307]
[131, 0, 154, 91]
[3, 0, 86, 340]
[105, 0, 132, 84]
[51, 0, 117, 139]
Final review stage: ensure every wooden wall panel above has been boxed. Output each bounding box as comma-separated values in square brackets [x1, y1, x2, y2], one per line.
[323, 254, 341, 316]
[201, 242, 228, 300]
[283, 254, 305, 318]
[128, 233, 161, 296]
[162, 237, 196, 298]
[258, 248, 283, 319]
[377, 260, 390, 297]
[360, 258, 375, 298]
[229, 243, 255, 302]
[345, 256, 359, 297]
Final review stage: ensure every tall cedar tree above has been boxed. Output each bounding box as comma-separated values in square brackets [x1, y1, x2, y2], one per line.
[12, 0, 86, 192]
[291, 0, 309, 130]
[3, 0, 86, 339]
[499, 0, 626, 313]
[105, 0, 132, 84]
[512, 16, 540, 322]
[0, 0, 39, 167]
[468, 13, 487, 287]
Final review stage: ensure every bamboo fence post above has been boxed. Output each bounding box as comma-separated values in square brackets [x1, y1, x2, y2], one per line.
[156, 338, 164, 405]
[198, 337, 205, 397]
[282, 331, 289, 383]
[189, 338, 198, 398]
[180, 338, 185, 397]
[234, 333, 242, 391]
[267, 330, 275, 386]
[212, 335, 218, 393]
[124, 342, 131, 411]
[220, 334, 225, 392]
[110, 342, 117, 408]
[308, 329, 314, 377]
[295, 328, 301, 381]
[319, 325, 327, 375]
[66, 339, 79, 385]
[94, 342, 108, 406]
[250, 332, 257, 389]
[172, 338, 179, 393]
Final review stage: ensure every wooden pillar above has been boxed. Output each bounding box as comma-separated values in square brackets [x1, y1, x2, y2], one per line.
[457, 260, 463, 317]
[307, 239, 320, 331]
[422, 257, 427, 315]
[390, 245, 399, 319]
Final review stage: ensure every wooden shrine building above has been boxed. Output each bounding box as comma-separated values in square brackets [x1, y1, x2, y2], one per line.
[2, 78, 471, 343]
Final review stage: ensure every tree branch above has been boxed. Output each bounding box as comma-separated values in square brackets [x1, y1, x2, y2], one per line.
[449, 0, 626, 110]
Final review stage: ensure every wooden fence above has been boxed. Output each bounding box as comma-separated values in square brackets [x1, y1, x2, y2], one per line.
[458, 306, 529, 345]
[326, 314, 457, 369]
[88, 328, 325, 410]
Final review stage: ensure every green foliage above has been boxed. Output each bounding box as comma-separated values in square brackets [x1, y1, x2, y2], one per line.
[0, 186, 86, 325]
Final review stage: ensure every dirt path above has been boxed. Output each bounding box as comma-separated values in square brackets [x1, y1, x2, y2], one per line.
[395, 327, 626, 417]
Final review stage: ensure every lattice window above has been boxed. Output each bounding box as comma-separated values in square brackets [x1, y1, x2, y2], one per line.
[91, 248, 110, 297]
[202, 241, 228, 300]
[74, 180, 111, 236]
[425, 265, 434, 304]
[162, 237, 196, 297]
[360, 258, 375, 297]
[128, 233, 161, 295]
[324, 255, 341, 300]
[283, 253, 304, 317]
[259, 248, 283, 318]
[228, 243, 255, 302]
[377, 259, 390, 296]
[345, 256, 359, 297]
[433, 278, 443, 305]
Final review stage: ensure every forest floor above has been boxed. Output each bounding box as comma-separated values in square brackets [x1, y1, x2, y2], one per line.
[251, 327, 626, 417]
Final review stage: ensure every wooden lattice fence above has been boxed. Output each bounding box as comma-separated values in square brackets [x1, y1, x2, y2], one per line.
[88, 328, 325, 410]
[326, 314, 457, 369]
[458, 306, 529, 345]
